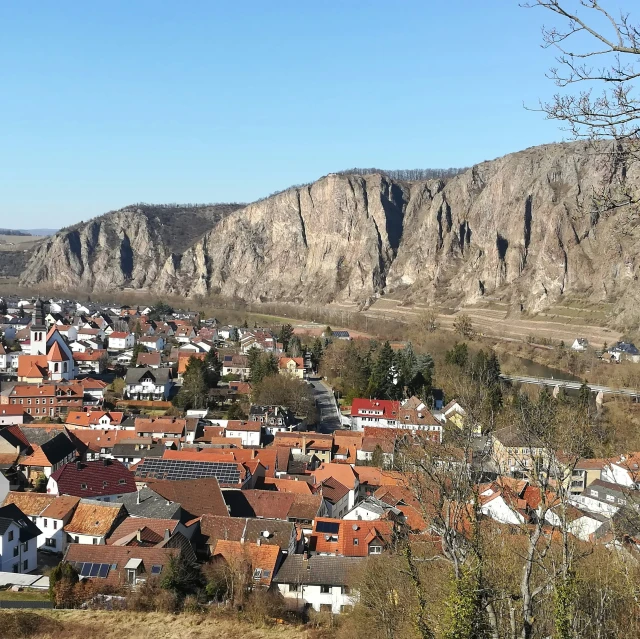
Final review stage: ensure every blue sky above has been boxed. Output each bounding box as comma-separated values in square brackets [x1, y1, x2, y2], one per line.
[1, 1, 575, 227]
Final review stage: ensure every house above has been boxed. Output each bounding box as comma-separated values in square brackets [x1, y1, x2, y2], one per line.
[6, 382, 84, 419]
[570, 479, 632, 517]
[601, 453, 640, 488]
[139, 335, 165, 352]
[134, 417, 186, 439]
[2, 492, 79, 554]
[146, 478, 229, 521]
[279, 357, 305, 379]
[0, 405, 29, 426]
[108, 332, 135, 351]
[106, 516, 197, 547]
[312, 463, 360, 510]
[357, 436, 395, 467]
[350, 399, 400, 431]
[221, 354, 250, 379]
[136, 352, 162, 368]
[200, 515, 298, 556]
[47, 459, 137, 501]
[135, 458, 254, 489]
[73, 349, 107, 374]
[565, 458, 607, 495]
[125, 368, 173, 401]
[212, 539, 281, 588]
[572, 338, 589, 352]
[64, 499, 126, 545]
[274, 432, 333, 463]
[65, 410, 126, 430]
[319, 477, 350, 519]
[177, 352, 207, 377]
[20, 432, 78, 482]
[111, 439, 166, 468]
[544, 504, 608, 541]
[114, 486, 182, 520]
[439, 399, 474, 433]
[478, 481, 529, 525]
[309, 517, 393, 557]
[64, 543, 179, 586]
[174, 325, 196, 343]
[0, 503, 41, 573]
[331, 331, 351, 341]
[225, 421, 262, 447]
[249, 405, 295, 437]
[273, 554, 363, 613]
[491, 427, 546, 476]
[607, 341, 640, 363]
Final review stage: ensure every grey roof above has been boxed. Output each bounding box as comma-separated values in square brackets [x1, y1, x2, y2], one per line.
[244, 519, 294, 550]
[19, 426, 66, 447]
[273, 555, 365, 586]
[125, 367, 171, 385]
[582, 479, 633, 503]
[0, 503, 41, 542]
[114, 487, 182, 520]
[111, 443, 165, 459]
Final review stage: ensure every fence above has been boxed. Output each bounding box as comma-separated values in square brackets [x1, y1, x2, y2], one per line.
[0, 600, 53, 609]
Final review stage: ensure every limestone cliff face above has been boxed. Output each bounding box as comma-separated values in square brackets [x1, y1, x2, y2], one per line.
[20, 143, 640, 319]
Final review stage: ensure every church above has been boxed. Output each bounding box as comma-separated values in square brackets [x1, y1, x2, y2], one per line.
[17, 299, 76, 383]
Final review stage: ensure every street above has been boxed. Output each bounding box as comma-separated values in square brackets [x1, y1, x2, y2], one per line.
[308, 378, 343, 433]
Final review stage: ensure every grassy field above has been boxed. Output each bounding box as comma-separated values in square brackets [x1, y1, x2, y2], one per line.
[0, 589, 50, 601]
[0, 609, 324, 639]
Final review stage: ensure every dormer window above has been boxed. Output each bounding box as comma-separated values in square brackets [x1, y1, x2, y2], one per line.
[81, 483, 88, 490]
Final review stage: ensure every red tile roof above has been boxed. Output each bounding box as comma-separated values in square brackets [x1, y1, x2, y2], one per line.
[350, 398, 399, 418]
[212, 540, 280, 586]
[310, 518, 394, 556]
[51, 460, 137, 498]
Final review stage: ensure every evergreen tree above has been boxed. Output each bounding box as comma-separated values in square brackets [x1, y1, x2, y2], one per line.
[175, 357, 208, 410]
[368, 341, 396, 399]
[247, 347, 263, 383]
[263, 353, 279, 378]
[0, 298, 7, 315]
[278, 323, 294, 351]
[288, 335, 303, 358]
[445, 342, 469, 368]
[579, 381, 591, 408]
[311, 338, 324, 371]
[204, 348, 221, 388]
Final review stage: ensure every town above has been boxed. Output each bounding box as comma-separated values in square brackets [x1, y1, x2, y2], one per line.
[0, 293, 637, 637]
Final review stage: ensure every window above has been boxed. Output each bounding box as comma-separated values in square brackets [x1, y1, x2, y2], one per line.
[320, 585, 331, 594]
[23, 560, 28, 571]
[619, 498, 627, 505]
[12, 564, 18, 574]
[369, 546, 382, 555]
[353, 539, 359, 545]
[43, 519, 47, 528]
[22, 541, 28, 552]
[606, 495, 615, 503]
[341, 586, 351, 595]
[319, 604, 332, 612]
[253, 568, 262, 580]
[8, 530, 14, 542]
[150, 565, 162, 575]
[340, 605, 353, 613]
[93, 538, 98, 545]
[81, 483, 88, 490]
[13, 546, 19, 557]
[289, 584, 300, 592]
[45, 538, 56, 548]
[53, 520, 58, 530]
[590, 490, 598, 497]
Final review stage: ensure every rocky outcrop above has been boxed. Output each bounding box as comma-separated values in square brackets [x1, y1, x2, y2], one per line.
[19, 142, 640, 321]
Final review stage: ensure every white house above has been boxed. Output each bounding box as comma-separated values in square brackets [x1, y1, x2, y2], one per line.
[225, 421, 262, 447]
[569, 479, 628, 517]
[125, 368, 172, 400]
[108, 332, 135, 351]
[2, 493, 79, 555]
[571, 338, 589, 352]
[478, 485, 526, 525]
[273, 555, 362, 614]
[601, 455, 640, 488]
[139, 336, 165, 352]
[63, 499, 125, 545]
[0, 503, 40, 573]
[544, 504, 608, 541]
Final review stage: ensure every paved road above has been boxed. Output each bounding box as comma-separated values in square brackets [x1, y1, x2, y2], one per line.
[309, 378, 343, 433]
[500, 374, 640, 398]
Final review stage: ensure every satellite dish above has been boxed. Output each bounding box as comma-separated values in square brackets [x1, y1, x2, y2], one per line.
[262, 530, 271, 538]
[352, 524, 359, 531]
[324, 534, 331, 541]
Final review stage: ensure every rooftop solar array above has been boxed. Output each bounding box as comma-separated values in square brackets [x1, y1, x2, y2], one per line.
[73, 562, 111, 578]
[316, 520, 340, 534]
[135, 458, 242, 484]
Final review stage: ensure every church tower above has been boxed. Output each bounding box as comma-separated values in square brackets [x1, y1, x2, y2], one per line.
[30, 298, 47, 356]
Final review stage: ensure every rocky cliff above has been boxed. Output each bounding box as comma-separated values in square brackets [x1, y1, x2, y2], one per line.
[19, 143, 640, 320]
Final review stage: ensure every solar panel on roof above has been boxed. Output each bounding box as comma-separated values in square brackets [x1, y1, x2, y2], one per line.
[80, 563, 92, 577]
[89, 563, 100, 577]
[134, 458, 242, 484]
[98, 564, 110, 578]
[150, 565, 162, 575]
[316, 521, 340, 534]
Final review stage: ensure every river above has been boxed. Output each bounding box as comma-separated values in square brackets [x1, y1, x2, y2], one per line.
[498, 353, 582, 382]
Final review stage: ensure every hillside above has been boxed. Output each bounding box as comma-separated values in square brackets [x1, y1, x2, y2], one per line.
[18, 142, 640, 326]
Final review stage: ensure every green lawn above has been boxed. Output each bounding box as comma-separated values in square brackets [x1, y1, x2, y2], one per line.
[0, 589, 50, 601]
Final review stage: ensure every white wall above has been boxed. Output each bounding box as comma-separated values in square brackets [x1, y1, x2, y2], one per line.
[0, 524, 38, 573]
[277, 583, 356, 614]
[35, 516, 67, 554]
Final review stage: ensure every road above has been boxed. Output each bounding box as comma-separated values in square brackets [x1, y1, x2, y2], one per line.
[500, 374, 640, 398]
[308, 378, 343, 433]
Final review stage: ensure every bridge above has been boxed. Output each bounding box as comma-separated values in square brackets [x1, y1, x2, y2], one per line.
[499, 374, 640, 399]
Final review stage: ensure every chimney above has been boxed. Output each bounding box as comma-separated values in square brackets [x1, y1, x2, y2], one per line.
[137, 489, 141, 505]
[303, 551, 308, 561]
[164, 529, 171, 541]
[301, 436, 307, 456]
[256, 537, 261, 546]
[76, 461, 82, 471]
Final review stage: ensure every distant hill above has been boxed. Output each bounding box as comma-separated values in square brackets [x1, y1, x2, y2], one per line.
[0, 228, 57, 236]
[0, 229, 30, 236]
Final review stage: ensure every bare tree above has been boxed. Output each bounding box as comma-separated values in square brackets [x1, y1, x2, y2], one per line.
[527, 1, 640, 206]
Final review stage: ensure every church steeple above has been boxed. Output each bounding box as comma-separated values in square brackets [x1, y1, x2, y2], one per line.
[32, 298, 46, 329]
